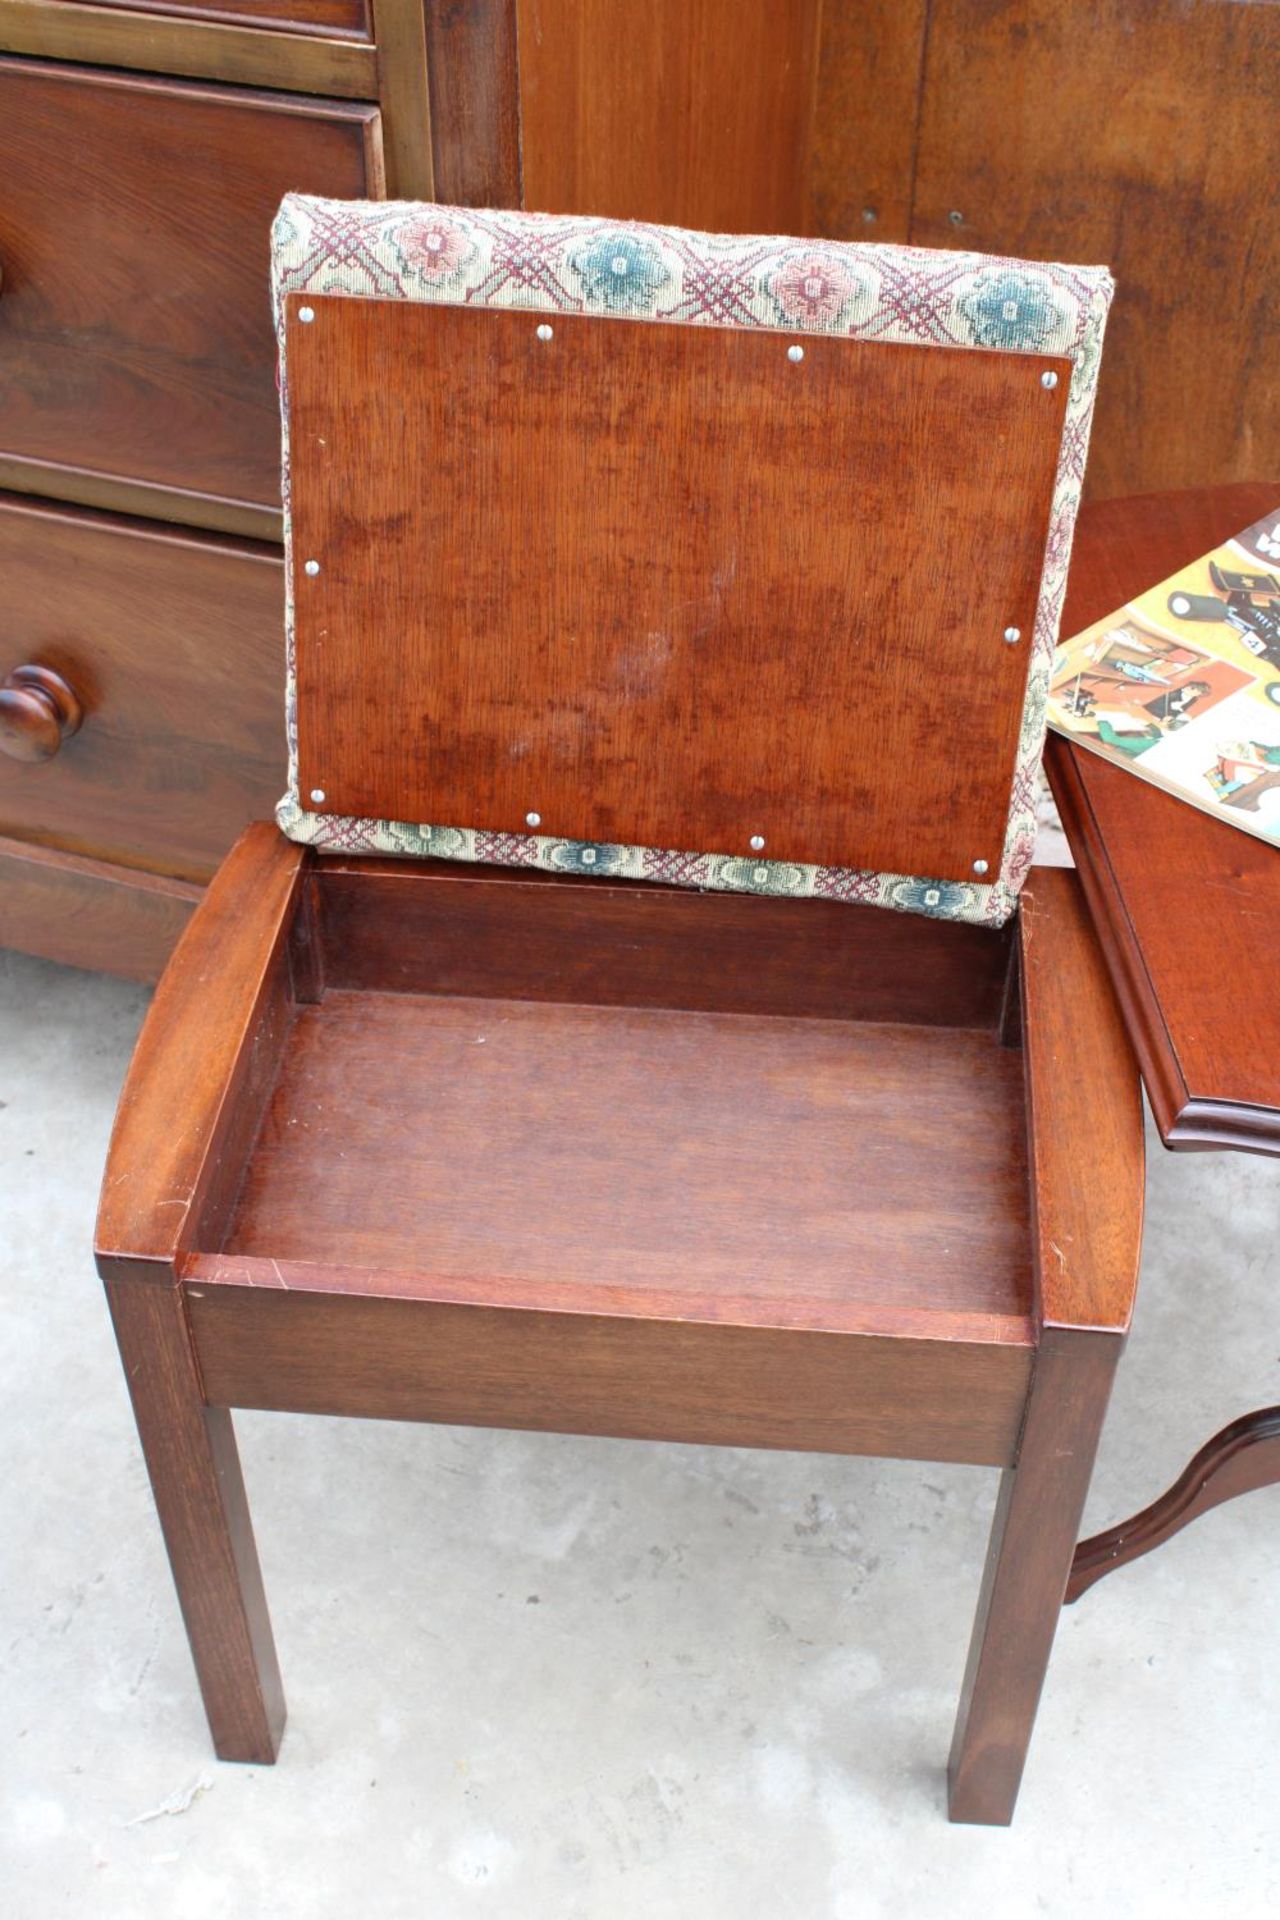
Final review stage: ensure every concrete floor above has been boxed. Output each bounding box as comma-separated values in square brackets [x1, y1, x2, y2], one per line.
[3, 921, 1279, 1919]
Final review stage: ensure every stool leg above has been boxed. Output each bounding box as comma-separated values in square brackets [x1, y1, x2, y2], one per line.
[947, 1327, 1120, 1825]
[105, 1270, 285, 1762]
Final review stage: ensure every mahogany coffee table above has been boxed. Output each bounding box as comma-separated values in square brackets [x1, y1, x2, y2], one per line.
[1046, 480, 1280, 1600]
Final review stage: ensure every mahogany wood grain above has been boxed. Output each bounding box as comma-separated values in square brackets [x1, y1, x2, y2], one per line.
[0, 495, 286, 883]
[0, 60, 383, 515]
[0, 832, 199, 980]
[808, 0, 927, 242]
[185, 1249, 1033, 1351]
[516, 0, 822, 232]
[909, 1, 1279, 501]
[0, 451, 282, 545]
[0, 1, 379, 93]
[943, 866, 1140, 1818]
[1016, 868, 1145, 1333]
[105, 1268, 285, 1763]
[1067, 1408, 1280, 1604]
[286, 858, 325, 1002]
[1061, 489, 1278, 644]
[95, 824, 1144, 1814]
[313, 860, 1015, 1027]
[81, 0, 371, 36]
[186, 1277, 1032, 1466]
[1042, 487, 1280, 1620]
[223, 986, 1034, 1325]
[509, 0, 927, 240]
[948, 1327, 1121, 1824]
[96, 825, 305, 1268]
[423, 0, 520, 207]
[371, 0, 433, 197]
[1045, 484, 1280, 1151]
[288, 295, 1068, 881]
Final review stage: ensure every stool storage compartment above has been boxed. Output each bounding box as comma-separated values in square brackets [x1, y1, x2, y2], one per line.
[194, 853, 1037, 1465]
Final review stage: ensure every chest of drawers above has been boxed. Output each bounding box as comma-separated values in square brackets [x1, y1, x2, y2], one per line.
[0, 0, 432, 974]
[2, 1, 1273, 977]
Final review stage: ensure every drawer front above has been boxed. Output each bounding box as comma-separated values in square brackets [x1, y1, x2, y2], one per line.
[0, 833, 199, 981]
[80, 1, 372, 37]
[0, 494, 285, 880]
[0, 60, 383, 516]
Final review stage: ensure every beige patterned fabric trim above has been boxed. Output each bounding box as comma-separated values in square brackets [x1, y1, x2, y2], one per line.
[272, 194, 1113, 926]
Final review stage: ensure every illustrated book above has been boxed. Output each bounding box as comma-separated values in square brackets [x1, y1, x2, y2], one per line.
[1048, 507, 1280, 844]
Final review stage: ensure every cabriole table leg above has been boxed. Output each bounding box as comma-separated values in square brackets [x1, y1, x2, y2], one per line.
[1067, 1407, 1280, 1603]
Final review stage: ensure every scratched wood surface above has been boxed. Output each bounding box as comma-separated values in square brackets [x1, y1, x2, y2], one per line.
[287, 295, 1068, 882]
[223, 985, 1034, 1326]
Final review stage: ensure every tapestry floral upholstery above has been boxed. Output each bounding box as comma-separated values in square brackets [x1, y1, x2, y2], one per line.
[271, 193, 1113, 927]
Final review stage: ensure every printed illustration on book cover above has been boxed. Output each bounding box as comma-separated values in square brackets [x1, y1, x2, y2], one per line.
[1048, 509, 1280, 842]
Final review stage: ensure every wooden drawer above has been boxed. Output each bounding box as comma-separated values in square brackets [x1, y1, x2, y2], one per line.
[81, 0, 372, 38]
[0, 493, 285, 881]
[0, 59, 383, 531]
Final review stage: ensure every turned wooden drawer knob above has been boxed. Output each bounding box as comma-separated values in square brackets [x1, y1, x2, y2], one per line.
[0, 665, 84, 763]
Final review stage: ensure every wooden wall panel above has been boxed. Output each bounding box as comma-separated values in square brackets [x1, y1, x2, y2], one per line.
[425, 0, 521, 206]
[514, 0, 928, 240]
[516, 0, 823, 233]
[910, 0, 1279, 500]
[510, 2, 1273, 493]
[809, 0, 928, 242]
